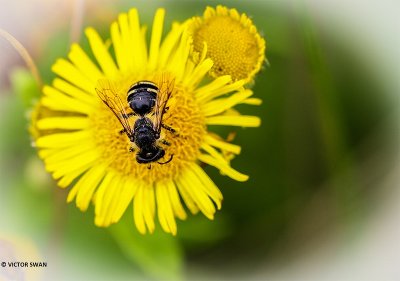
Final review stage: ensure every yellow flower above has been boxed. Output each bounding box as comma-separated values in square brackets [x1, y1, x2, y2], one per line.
[188, 5, 266, 83]
[32, 8, 261, 235]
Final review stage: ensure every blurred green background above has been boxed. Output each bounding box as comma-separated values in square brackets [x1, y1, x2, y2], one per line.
[0, 1, 398, 280]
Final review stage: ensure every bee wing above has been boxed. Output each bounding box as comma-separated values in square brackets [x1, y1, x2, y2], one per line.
[96, 79, 135, 141]
[153, 74, 175, 135]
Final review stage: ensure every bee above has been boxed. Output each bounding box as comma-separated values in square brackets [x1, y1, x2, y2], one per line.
[96, 75, 175, 165]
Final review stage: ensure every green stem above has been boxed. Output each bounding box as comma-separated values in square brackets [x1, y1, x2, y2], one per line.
[297, 3, 361, 220]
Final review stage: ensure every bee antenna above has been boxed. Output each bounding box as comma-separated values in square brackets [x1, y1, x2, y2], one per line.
[158, 154, 174, 165]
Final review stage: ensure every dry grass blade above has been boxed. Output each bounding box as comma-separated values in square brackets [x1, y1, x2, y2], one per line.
[0, 28, 42, 88]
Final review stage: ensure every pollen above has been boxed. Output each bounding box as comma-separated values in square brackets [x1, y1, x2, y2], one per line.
[93, 75, 206, 185]
[189, 5, 266, 82]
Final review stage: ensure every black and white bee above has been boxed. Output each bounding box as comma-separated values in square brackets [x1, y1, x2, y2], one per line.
[96, 75, 175, 165]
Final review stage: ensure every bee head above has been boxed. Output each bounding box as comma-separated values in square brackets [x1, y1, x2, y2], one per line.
[136, 147, 165, 164]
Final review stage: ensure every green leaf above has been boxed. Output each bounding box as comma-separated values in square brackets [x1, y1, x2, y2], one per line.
[109, 214, 184, 281]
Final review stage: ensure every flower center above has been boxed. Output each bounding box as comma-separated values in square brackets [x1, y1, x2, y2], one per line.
[91, 76, 206, 185]
[192, 14, 262, 81]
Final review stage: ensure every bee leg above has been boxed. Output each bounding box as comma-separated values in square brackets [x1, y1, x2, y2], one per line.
[161, 124, 176, 134]
[162, 124, 185, 139]
[158, 154, 174, 165]
[121, 112, 135, 119]
[160, 139, 171, 146]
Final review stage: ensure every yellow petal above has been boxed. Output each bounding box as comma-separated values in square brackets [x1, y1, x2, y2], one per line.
[195, 75, 231, 101]
[204, 133, 241, 154]
[183, 58, 213, 89]
[201, 143, 228, 164]
[97, 173, 120, 219]
[128, 8, 147, 69]
[68, 43, 103, 83]
[112, 176, 138, 223]
[202, 89, 253, 116]
[51, 59, 94, 94]
[42, 86, 93, 114]
[196, 78, 245, 104]
[36, 130, 92, 148]
[50, 150, 98, 177]
[110, 18, 126, 72]
[94, 171, 115, 226]
[158, 23, 185, 68]
[85, 27, 118, 77]
[168, 30, 191, 80]
[178, 171, 215, 220]
[175, 179, 199, 215]
[40, 142, 94, 164]
[57, 167, 87, 188]
[198, 154, 249, 182]
[166, 180, 187, 220]
[134, 186, 146, 234]
[241, 97, 262, 105]
[142, 187, 156, 233]
[148, 8, 165, 71]
[37, 117, 89, 130]
[53, 78, 96, 103]
[206, 115, 261, 127]
[101, 175, 123, 226]
[189, 164, 223, 210]
[73, 164, 107, 211]
[156, 182, 177, 235]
